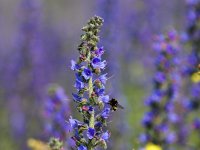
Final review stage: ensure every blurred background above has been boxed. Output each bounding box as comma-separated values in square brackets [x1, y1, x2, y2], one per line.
[0, 0, 186, 149]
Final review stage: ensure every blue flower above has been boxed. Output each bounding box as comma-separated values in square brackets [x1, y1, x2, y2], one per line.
[187, 0, 198, 5]
[76, 73, 84, 82]
[157, 124, 168, 133]
[166, 132, 176, 144]
[95, 121, 103, 128]
[72, 93, 83, 102]
[78, 145, 87, 150]
[101, 131, 110, 140]
[139, 133, 149, 143]
[92, 57, 106, 69]
[193, 118, 200, 129]
[44, 85, 71, 140]
[87, 128, 95, 139]
[99, 73, 108, 84]
[101, 108, 110, 119]
[69, 116, 79, 128]
[168, 112, 179, 123]
[71, 60, 81, 71]
[88, 106, 94, 113]
[95, 47, 104, 57]
[154, 72, 166, 84]
[94, 85, 105, 96]
[82, 68, 92, 80]
[74, 79, 85, 90]
[145, 90, 162, 106]
[142, 112, 154, 128]
[69, 16, 114, 149]
[99, 95, 109, 103]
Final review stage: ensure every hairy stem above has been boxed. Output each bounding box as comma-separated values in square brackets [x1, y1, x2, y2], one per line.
[88, 78, 94, 150]
[88, 77, 95, 127]
[87, 48, 94, 149]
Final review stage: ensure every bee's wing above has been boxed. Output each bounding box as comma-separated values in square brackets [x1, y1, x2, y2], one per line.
[117, 104, 124, 109]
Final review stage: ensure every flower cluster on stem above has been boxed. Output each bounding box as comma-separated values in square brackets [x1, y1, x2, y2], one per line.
[184, 0, 200, 148]
[140, 30, 181, 148]
[44, 85, 71, 147]
[69, 16, 113, 150]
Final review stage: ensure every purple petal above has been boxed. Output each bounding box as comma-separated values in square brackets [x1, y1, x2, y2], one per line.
[101, 131, 110, 140]
[87, 128, 95, 139]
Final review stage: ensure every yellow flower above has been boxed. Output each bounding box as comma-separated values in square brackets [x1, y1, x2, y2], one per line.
[145, 143, 162, 150]
[191, 71, 200, 83]
[27, 138, 50, 150]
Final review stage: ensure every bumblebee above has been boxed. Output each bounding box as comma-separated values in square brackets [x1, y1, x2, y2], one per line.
[108, 98, 124, 111]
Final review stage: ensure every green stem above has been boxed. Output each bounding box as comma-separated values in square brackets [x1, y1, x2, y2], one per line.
[88, 77, 95, 128]
[88, 144, 93, 150]
[88, 64, 94, 150]
[88, 77, 93, 98]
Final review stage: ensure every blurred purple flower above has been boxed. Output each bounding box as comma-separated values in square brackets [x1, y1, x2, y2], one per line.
[44, 85, 71, 148]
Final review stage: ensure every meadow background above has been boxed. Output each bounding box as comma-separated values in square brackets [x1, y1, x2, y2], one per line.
[0, 0, 188, 149]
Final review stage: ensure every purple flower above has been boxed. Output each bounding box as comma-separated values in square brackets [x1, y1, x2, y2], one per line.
[69, 16, 115, 149]
[168, 29, 177, 40]
[191, 84, 200, 98]
[44, 85, 71, 142]
[72, 93, 83, 102]
[193, 118, 200, 129]
[87, 128, 95, 139]
[101, 131, 110, 140]
[95, 121, 103, 129]
[95, 47, 104, 57]
[92, 57, 106, 69]
[74, 79, 85, 90]
[99, 95, 109, 103]
[94, 86, 105, 96]
[145, 90, 162, 106]
[166, 132, 176, 144]
[78, 145, 87, 150]
[141, 29, 182, 146]
[186, 0, 198, 5]
[157, 124, 169, 133]
[154, 72, 166, 83]
[69, 117, 78, 128]
[168, 112, 179, 123]
[82, 68, 92, 80]
[99, 73, 108, 84]
[101, 108, 110, 119]
[188, 10, 196, 21]
[139, 133, 149, 143]
[71, 60, 81, 71]
[88, 106, 94, 113]
[142, 112, 154, 128]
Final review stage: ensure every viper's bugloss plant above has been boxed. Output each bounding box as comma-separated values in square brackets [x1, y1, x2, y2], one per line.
[184, 0, 200, 111]
[44, 85, 71, 148]
[183, 0, 200, 148]
[69, 16, 115, 150]
[140, 30, 181, 148]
